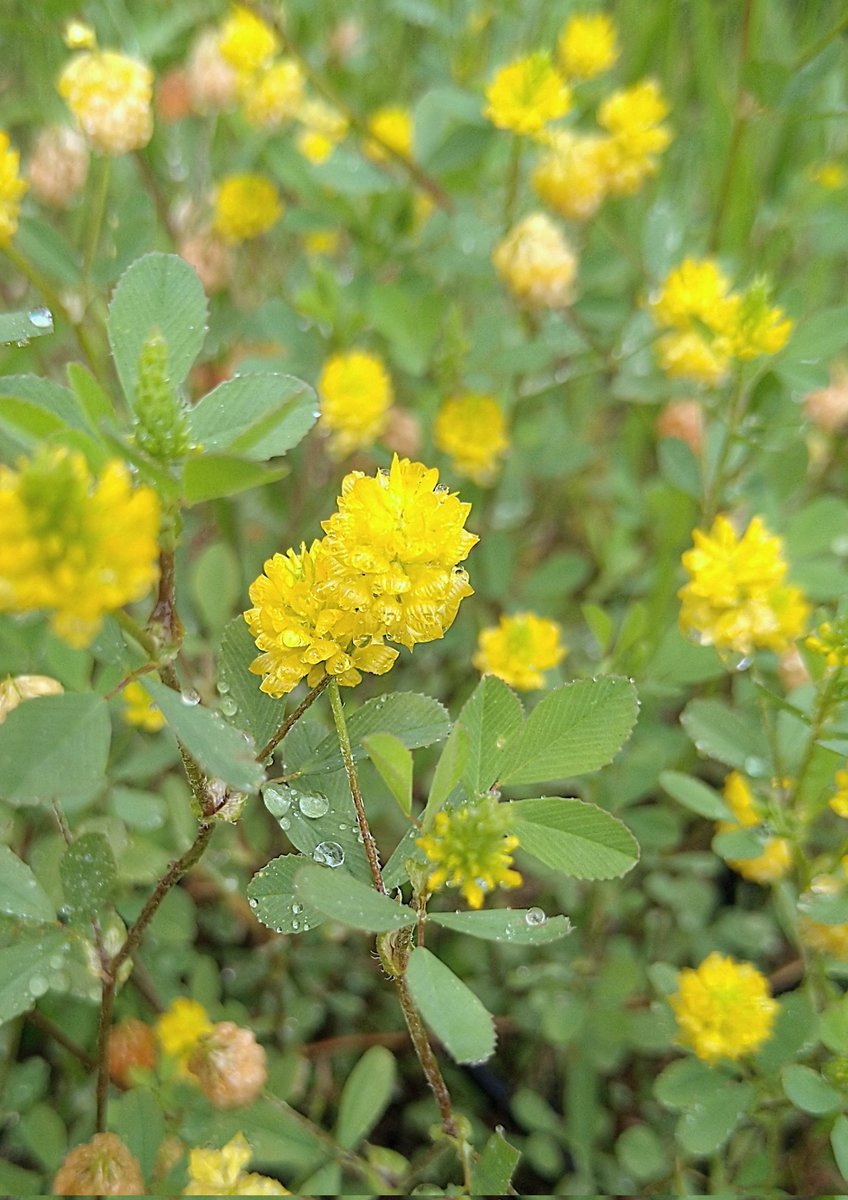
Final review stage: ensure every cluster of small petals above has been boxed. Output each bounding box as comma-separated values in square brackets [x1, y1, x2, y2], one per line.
[596, 79, 671, 195]
[26, 125, 88, 209]
[493, 212, 577, 309]
[806, 618, 848, 669]
[719, 281, 793, 360]
[532, 130, 609, 221]
[651, 258, 735, 330]
[364, 106, 413, 162]
[485, 52, 571, 136]
[241, 58, 305, 127]
[0, 131, 28, 246]
[218, 5, 278, 74]
[655, 399, 704, 454]
[179, 227, 235, 293]
[679, 514, 809, 655]
[58, 51, 153, 155]
[296, 99, 348, 164]
[318, 350, 393, 458]
[805, 368, 848, 433]
[54, 1133, 144, 1197]
[108, 1017, 158, 1088]
[434, 392, 509, 485]
[800, 917, 848, 961]
[245, 540, 398, 696]
[0, 449, 160, 648]
[213, 173, 283, 242]
[321, 455, 478, 650]
[655, 330, 730, 385]
[670, 953, 777, 1064]
[156, 997, 214, 1069]
[187, 1022, 268, 1108]
[0, 674, 63, 724]
[184, 1134, 289, 1196]
[122, 679, 166, 732]
[474, 611, 566, 690]
[716, 772, 792, 884]
[558, 13, 619, 80]
[186, 29, 239, 112]
[418, 796, 522, 909]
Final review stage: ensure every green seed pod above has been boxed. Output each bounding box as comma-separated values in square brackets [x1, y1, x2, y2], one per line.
[133, 330, 191, 463]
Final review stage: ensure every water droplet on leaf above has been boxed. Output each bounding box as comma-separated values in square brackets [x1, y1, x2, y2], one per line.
[313, 840, 345, 868]
[298, 792, 330, 819]
[525, 907, 547, 926]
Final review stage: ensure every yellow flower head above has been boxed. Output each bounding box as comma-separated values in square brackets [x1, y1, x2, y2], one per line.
[122, 679, 165, 732]
[493, 212, 577, 309]
[0, 131, 27, 246]
[720, 279, 793, 361]
[296, 99, 348, 164]
[58, 50, 153, 155]
[651, 258, 734, 331]
[474, 612, 566, 691]
[723, 771, 760, 828]
[417, 795, 522, 909]
[244, 539, 398, 697]
[679, 514, 809, 656]
[654, 330, 730, 386]
[218, 6, 279, 74]
[364, 106, 413, 162]
[0, 449, 160, 648]
[484, 52, 571, 136]
[303, 229, 341, 256]
[558, 13, 619, 80]
[597, 78, 671, 195]
[318, 350, 393, 458]
[808, 161, 847, 190]
[156, 997, 214, 1069]
[670, 952, 777, 1064]
[717, 772, 792, 883]
[532, 130, 609, 221]
[829, 767, 848, 818]
[807, 617, 848, 669]
[213, 173, 283, 242]
[240, 58, 304, 127]
[321, 456, 478, 650]
[184, 1133, 289, 1196]
[434, 392, 509, 485]
[800, 917, 848, 962]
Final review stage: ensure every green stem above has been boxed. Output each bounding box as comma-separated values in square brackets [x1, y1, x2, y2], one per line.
[256, 674, 331, 762]
[795, 11, 848, 69]
[327, 679, 386, 893]
[709, 0, 756, 252]
[263, 1091, 390, 1192]
[114, 609, 160, 659]
[503, 135, 524, 231]
[702, 371, 747, 522]
[83, 155, 112, 284]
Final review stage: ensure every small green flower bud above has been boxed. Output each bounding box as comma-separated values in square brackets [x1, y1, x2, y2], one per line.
[134, 331, 191, 463]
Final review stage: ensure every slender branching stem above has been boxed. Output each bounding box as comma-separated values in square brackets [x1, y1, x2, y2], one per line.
[256, 674, 331, 762]
[327, 679, 386, 893]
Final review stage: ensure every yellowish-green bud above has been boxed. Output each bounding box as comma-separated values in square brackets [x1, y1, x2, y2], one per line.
[134, 331, 191, 463]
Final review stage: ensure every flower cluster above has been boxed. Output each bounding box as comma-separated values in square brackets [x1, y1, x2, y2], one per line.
[364, 106, 413, 162]
[0, 449, 160, 648]
[485, 52, 571, 136]
[806, 616, 848, 669]
[296, 99, 349, 164]
[122, 680, 166, 732]
[0, 131, 27, 246]
[215, 5, 304, 129]
[650, 258, 793, 384]
[417, 794, 523, 909]
[678, 514, 809, 656]
[58, 46, 154, 155]
[26, 125, 89, 210]
[474, 611, 566, 691]
[213, 172, 283, 242]
[245, 456, 478, 696]
[434, 392, 509, 485]
[184, 1133, 288, 1196]
[493, 212, 578, 309]
[318, 350, 393, 458]
[670, 952, 778, 1064]
[558, 13, 619, 80]
[717, 772, 792, 884]
[53, 1132, 144, 1197]
[156, 998, 267, 1108]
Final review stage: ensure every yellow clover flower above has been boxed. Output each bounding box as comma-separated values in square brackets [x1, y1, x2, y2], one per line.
[218, 5, 279, 74]
[184, 1133, 289, 1196]
[318, 350, 393, 458]
[670, 952, 777, 1065]
[532, 130, 610, 221]
[296, 99, 348, 164]
[484, 52, 571, 136]
[0, 131, 28, 246]
[650, 257, 735, 331]
[597, 78, 671, 196]
[156, 997, 214, 1070]
[364, 106, 413, 162]
[473, 612, 566, 691]
[213, 173, 283, 242]
[0, 449, 160, 649]
[829, 768, 848, 819]
[717, 772, 792, 884]
[493, 212, 578, 309]
[800, 917, 848, 962]
[241, 58, 305, 127]
[433, 392, 509, 485]
[58, 50, 153, 155]
[719, 279, 793, 361]
[558, 13, 619, 80]
[122, 680, 166, 733]
[807, 618, 848, 669]
[678, 514, 809, 656]
[418, 795, 522, 909]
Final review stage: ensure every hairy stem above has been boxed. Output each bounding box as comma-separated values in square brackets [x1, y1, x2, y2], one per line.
[394, 971, 460, 1141]
[256, 674, 331, 762]
[327, 679, 386, 893]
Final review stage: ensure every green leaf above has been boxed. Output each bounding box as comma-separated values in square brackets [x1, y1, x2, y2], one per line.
[59, 833, 117, 927]
[361, 733, 413, 815]
[755, 990, 819, 1071]
[141, 679, 264, 792]
[616, 1124, 667, 1183]
[0, 694, 110, 805]
[428, 908, 572, 945]
[311, 150, 392, 195]
[405, 946, 496, 1064]
[513, 797, 640, 880]
[294, 865, 416, 933]
[0, 847, 55, 924]
[247, 854, 326, 935]
[188, 373, 317, 461]
[422, 723, 469, 826]
[499, 677, 639, 786]
[681, 698, 770, 772]
[654, 1057, 731, 1111]
[335, 1046, 396, 1149]
[301, 692, 450, 774]
[831, 1114, 848, 1182]
[582, 603, 615, 655]
[0, 307, 54, 345]
[0, 374, 90, 434]
[711, 828, 764, 861]
[217, 617, 283, 753]
[110, 1087, 166, 1180]
[66, 361, 114, 426]
[659, 770, 733, 820]
[457, 675, 524, 793]
[797, 891, 848, 925]
[782, 1064, 841, 1115]
[183, 452, 288, 504]
[107, 252, 208, 406]
[0, 930, 70, 1024]
[821, 997, 848, 1055]
[675, 1081, 755, 1156]
[191, 542, 242, 635]
[471, 1129, 521, 1196]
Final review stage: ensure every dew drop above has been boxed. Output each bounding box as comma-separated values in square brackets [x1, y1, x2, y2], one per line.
[248, 897, 258, 909]
[180, 688, 201, 706]
[28, 306, 53, 329]
[220, 696, 238, 716]
[744, 756, 767, 778]
[313, 840, 345, 868]
[292, 902, 303, 915]
[264, 785, 292, 817]
[291, 920, 300, 931]
[279, 816, 291, 831]
[29, 974, 48, 997]
[525, 907, 547, 927]
[298, 792, 330, 819]
[217, 680, 230, 695]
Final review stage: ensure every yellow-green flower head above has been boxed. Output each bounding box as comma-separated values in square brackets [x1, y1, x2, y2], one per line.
[0, 132, 27, 246]
[213, 173, 283, 243]
[651, 258, 735, 331]
[484, 52, 571, 136]
[240, 58, 304, 127]
[473, 611, 566, 691]
[717, 771, 792, 884]
[433, 392, 509, 486]
[532, 130, 610, 221]
[321, 456, 478, 651]
[296, 99, 348, 164]
[807, 617, 848, 669]
[218, 5, 279, 74]
[829, 767, 848, 818]
[318, 350, 393, 458]
[156, 997, 214, 1070]
[245, 539, 398, 697]
[122, 679, 165, 732]
[418, 795, 522, 909]
[679, 514, 809, 656]
[364, 106, 413, 162]
[493, 212, 578, 309]
[184, 1133, 289, 1196]
[654, 329, 730, 386]
[596, 78, 671, 196]
[0, 448, 160, 648]
[558, 13, 619, 80]
[719, 278, 793, 360]
[58, 50, 153, 155]
[800, 916, 848, 961]
[670, 952, 777, 1064]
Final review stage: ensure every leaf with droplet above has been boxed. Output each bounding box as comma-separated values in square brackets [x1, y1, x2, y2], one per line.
[427, 908, 572, 945]
[60, 832, 117, 927]
[457, 675, 524, 794]
[217, 616, 282, 752]
[188, 373, 317, 461]
[0, 930, 70, 1024]
[294, 865, 417, 933]
[0, 846, 55, 924]
[247, 854, 326, 936]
